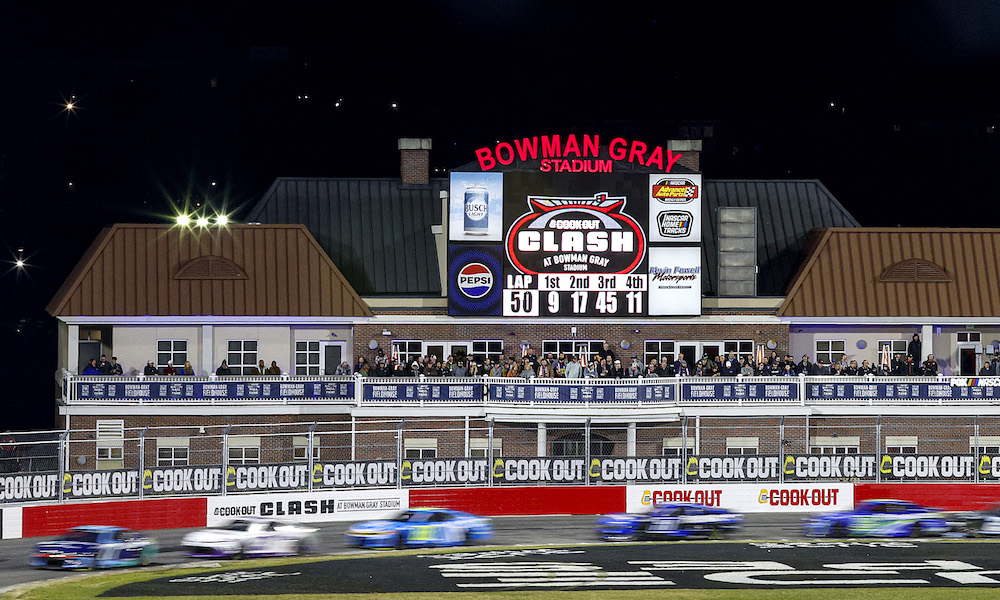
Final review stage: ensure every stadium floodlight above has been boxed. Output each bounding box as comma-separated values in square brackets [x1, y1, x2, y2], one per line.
[196, 217, 210, 227]
[176, 214, 191, 226]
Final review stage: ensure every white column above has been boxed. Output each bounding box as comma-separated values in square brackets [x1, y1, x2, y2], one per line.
[67, 324, 80, 374]
[627, 423, 637, 455]
[921, 324, 934, 363]
[537, 423, 546, 456]
[201, 325, 214, 376]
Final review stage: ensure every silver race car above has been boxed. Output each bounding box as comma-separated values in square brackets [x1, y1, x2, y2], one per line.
[181, 517, 320, 558]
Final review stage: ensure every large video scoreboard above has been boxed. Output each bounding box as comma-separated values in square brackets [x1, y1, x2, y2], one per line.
[447, 144, 702, 318]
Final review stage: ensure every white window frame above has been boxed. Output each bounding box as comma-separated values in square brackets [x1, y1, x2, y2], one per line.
[662, 436, 694, 456]
[809, 435, 860, 454]
[469, 438, 502, 458]
[96, 419, 125, 470]
[292, 436, 321, 461]
[885, 435, 917, 454]
[404, 438, 437, 459]
[227, 435, 260, 464]
[815, 339, 846, 365]
[156, 339, 188, 370]
[227, 340, 259, 375]
[543, 340, 604, 364]
[392, 340, 424, 366]
[644, 340, 676, 367]
[971, 436, 1000, 455]
[295, 341, 321, 375]
[471, 340, 504, 364]
[877, 340, 908, 369]
[726, 436, 759, 455]
[723, 340, 755, 364]
[958, 331, 982, 343]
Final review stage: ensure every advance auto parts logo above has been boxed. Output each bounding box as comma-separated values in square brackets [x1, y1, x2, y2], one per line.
[651, 177, 698, 203]
[505, 192, 645, 275]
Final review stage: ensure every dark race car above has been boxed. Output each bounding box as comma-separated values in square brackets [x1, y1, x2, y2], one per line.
[30, 525, 158, 569]
[595, 502, 743, 540]
[804, 499, 951, 538]
[345, 508, 492, 549]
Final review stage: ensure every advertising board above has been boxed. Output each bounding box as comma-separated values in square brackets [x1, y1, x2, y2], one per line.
[206, 489, 408, 526]
[625, 483, 854, 513]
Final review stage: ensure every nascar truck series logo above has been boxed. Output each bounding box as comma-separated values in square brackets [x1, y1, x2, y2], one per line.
[505, 192, 646, 275]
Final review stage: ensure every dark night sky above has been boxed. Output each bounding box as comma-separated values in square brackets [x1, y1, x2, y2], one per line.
[2, 1, 1000, 430]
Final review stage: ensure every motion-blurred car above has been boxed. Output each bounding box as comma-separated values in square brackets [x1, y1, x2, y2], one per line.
[344, 508, 493, 548]
[181, 517, 320, 558]
[595, 502, 743, 540]
[951, 503, 1000, 536]
[30, 525, 158, 569]
[804, 499, 950, 538]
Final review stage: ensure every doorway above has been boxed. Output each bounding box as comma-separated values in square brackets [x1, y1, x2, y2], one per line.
[322, 342, 347, 375]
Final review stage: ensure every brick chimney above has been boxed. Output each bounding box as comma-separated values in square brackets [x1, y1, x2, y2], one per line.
[398, 138, 432, 185]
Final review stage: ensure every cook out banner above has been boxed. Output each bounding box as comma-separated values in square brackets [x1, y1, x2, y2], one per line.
[75, 380, 355, 401]
[625, 483, 854, 513]
[6, 454, 1000, 503]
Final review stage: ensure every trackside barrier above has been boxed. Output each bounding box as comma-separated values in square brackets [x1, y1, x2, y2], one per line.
[624, 484, 854, 513]
[1, 506, 23, 539]
[19, 497, 206, 538]
[205, 489, 408, 527]
[854, 483, 1000, 511]
[409, 485, 624, 516]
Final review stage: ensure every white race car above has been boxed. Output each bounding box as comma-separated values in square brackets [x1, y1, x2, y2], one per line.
[181, 517, 320, 558]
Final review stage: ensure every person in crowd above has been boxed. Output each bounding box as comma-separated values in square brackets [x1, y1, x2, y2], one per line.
[520, 358, 536, 379]
[721, 352, 737, 376]
[181, 361, 195, 376]
[859, 359, 873, 375]
[816, 359, 831, 375]
[740, 357, 755, 376]
[781, 363, 796, 376]
[598, 342, 616, 364]
[611, 358, 626, 378]
[844, 360, 860, 376]
[467, 361, 480, 377]
[656, 356, 672, 377]
[489, 359, 505, 377]
[875, 361, 891, 376]
[707, 360, 722, 376]
[598, 358, 612, 378]
[555, 354, 568, 378]
[355, 356, 370, 377]
[97, 354, 111, 374]
[537, 359, 553, 378]
[921, 354, 938, 376]
[108, 356, 124, 375]
[82, 359, 102, 375]
[525, 348, 539, 371]
[908, 333, 922, 364]
[216, 360, 232, 375]
[831, 361, 844, 376]
[900, 354, 918, 376]
[673, 353, 689, 377]
[583, 360, 597, 378]
[891, 353, 904, 375]
[644, 359, 660, 377]
[565, 354, 583, 379]
[627, 356, 642, 378]
[453, 360, 468, 377]
[981, 361, 994, 376]
[334, 361, 351, 376]
[144, 360, 159, 375]
[163, 361, 177, 375]
[265, 361, 281, 375]
[253, 359, 266, 375]
[797, 354, 816, 375]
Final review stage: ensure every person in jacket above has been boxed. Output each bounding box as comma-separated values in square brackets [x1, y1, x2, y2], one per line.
[216, 360, 232, 376]
[265, 361, 281, 375]
[82, 359, 102, 375]
[181, 361, 195, 376]
[144, 360, 159, 375]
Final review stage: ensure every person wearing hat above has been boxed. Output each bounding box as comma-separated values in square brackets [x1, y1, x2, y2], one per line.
[144, 360, 159, 375]
[163, 360, 177, 375]
[612, 358, 626, 379]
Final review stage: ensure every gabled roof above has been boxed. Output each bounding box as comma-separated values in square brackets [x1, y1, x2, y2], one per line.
[702, 180, 860, 296]
[46, 224, 372, 318]
[245, 178, 446, 296]
[778, 228, 1000, 318]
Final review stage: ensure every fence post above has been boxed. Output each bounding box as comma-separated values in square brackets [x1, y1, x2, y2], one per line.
[138, 427, 148, 500]
[681, 416, 689, 485]
[396, 420, 404, 490]
[875, 416, 881, 484]
[778, 416, 785, 485]
[307, 422, 318, 493]
[57, 431, 69, 503]
[487, 418, 495, 488]
[221, 425, 232, 496]
[975, 415, 980, 485]
[585, 417, 591, 487]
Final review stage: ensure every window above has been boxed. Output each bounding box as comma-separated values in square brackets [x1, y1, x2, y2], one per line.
[157, 340, 188, 370]
[227, 340, 258, 375]
[970, 436, 1000, 455]
[295, 341, 320, 375]
[726, 436, 759, 455]
[96, 419, 124, 469]
[815, 340, 846, 364]
[723, 340, 755, 363]
[885, 435, 917, 454]
[227, 436, 260, 464]
[293, 436, 320, 461]
[809, 435, 860, 454]
[542, 340, 604, 363]
[156, 437, 190, 467]
[404, 438, 437, 459]
[392, 340, 424, 366]
[551, 432, 614, 457]
[662, 436, 694, 456]
[877, 340, 908, 368]
[470, 438, 502, 458]
[958, 331, 982, 343]
[471, 340, 504, 364]
[644, 340, 676, 367]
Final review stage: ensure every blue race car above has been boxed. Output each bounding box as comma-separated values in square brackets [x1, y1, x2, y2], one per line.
[30, 525, 158, 569]
[804, 499, 951, 538]
[345, 508, 492, 548]
[595, 502, 743, 540]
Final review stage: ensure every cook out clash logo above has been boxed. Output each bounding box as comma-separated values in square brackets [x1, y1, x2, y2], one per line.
[505, 192, 646, 275]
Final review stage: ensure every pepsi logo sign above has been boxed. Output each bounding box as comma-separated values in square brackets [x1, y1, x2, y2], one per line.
[457, 263, 494, 298]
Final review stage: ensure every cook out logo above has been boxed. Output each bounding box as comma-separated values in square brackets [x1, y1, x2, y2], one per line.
[505, 192, 646, 275]
[651, 178, 698, 203]
[457, 262, 493, 299]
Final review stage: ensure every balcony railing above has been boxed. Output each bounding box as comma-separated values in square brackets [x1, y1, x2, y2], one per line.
[61, 372, 1000, 407]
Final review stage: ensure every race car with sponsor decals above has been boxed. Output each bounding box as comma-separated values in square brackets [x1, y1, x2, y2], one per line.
[951, 503, 1000, 536]
[344, 508, 493, 549]
[181, 517, 320, 558]
[30, 525, 157, 569]
[595, 502, 743, 540]
[804, 499, 951, 538]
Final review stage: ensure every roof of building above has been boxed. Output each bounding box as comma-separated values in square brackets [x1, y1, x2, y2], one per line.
[245, 178, 447, 296]
[702, 180, 860, 296]
[245, 177, 858, 299]
[46, 224, 372, 318]
[778, 228, 1000, 318]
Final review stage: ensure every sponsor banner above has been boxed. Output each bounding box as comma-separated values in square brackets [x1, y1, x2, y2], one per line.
[877, 454, 981, 481]
[144, 466, 224, 495]
[489, 382, 674, 403]
[626, 483, 854, 513]
[788, 453, 998, 481]
[683, 381, 798, 402]
[1, 505, 23, 539]
[647, 246, 701, 316]
[0, 472, 61, 502]
[449, 172, 504, 241]
[363, 382, 485, 402]
[448, 245, 503, 316]
[75, 380, 355, 401]
[781, 454, 879, 481]
[206, 489, 408, 526]
[648, 174, 701, 243]
[806, 381, 1000, 401]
